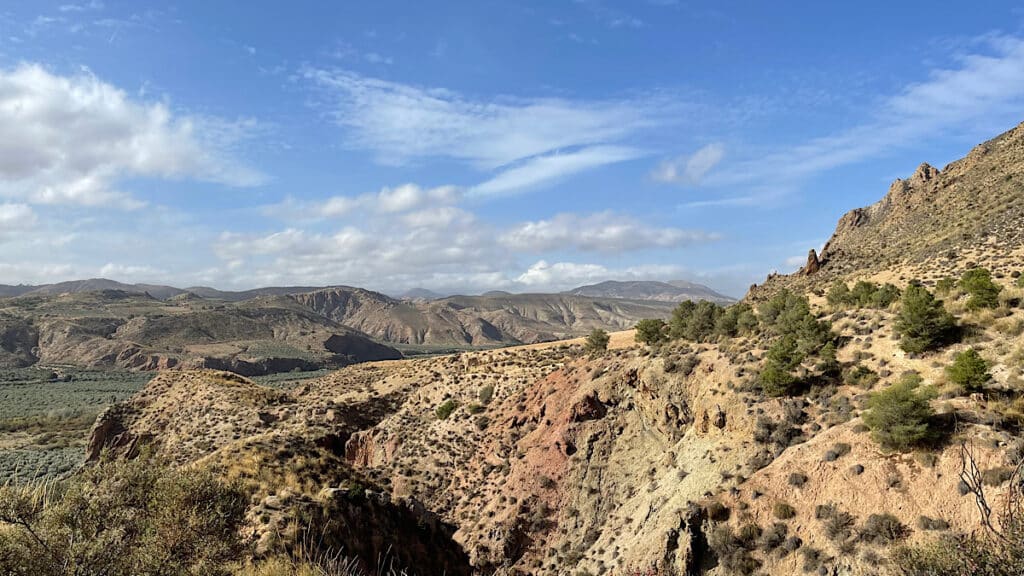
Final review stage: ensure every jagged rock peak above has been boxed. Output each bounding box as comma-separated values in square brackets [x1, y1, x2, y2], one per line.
[802, 249, 821, 275]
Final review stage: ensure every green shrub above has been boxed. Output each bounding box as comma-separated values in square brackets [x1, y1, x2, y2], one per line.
[892, 519, 1024, 575]
[816, 342, 841, 378]
[0, 455, 247, 576]
[844, 365, 880, 388]
[935, 277, 956, 294]
[478, 384, 495, 405]
[960, 267, 1002, 310]
[634, 318, 667, 345]
[827, 280, 852, 307]
[773, 502, 797, 520]
[863, 372, 937, 451]
[584, 328, 610, 355]
[758, 290, 832, 355]
[895, 283, 957, 354]
[860, 513, 909, 544]
[760, 335, 801, 397]
[670, 300, 725, 342]
[713, 302, 759, 339]
[945, 348, 991, 391]
[827, 280, 900, 309]
[435, 399, 458, 420]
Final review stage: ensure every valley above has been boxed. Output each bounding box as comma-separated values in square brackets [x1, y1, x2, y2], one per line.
[13, 121, 1024, 575]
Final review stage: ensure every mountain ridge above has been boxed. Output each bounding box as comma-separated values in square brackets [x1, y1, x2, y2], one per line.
[564, 279, 735, 303]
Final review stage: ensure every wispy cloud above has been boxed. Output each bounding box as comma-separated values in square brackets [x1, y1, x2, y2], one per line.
[500, 211, 718, 253]
[708, 34, 1024, 191]
[58, 1, 104, 12]
[263, 183, 461, 220]
[471, 146, 645, 197]
[302, 68, 681, 195]
[652, 143, 725, 185]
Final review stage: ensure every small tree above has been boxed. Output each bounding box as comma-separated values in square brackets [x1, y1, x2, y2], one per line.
[935, 277, 956, 294]
[584, 328, 610, 355]
[826, 281, 852, 307]
[895, 282, 956, 354]
[815, 341, 841, 378]
[863, 372, 937, 451]
[960, 268, 1002, 310]
[946, 348, 991, 391]
[760, 335, 802, 397]
[436, 399, 458, 420]
[634, 319, 667, 345]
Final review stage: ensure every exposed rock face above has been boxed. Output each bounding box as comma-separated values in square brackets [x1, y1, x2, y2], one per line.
[802, 249, 821, 275]
[750, 121, 1024, 299]
[295, 287, 677, 347]
[0, 291, 401, 375]
[0, 316, 38, 367]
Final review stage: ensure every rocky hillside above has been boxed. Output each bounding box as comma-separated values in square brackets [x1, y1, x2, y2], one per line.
[565, 280, 735, 304]
[0, 291, 400, 374]
[752, 121, 1024, 300]
[74, 122, 1024, 575]
[293, 288, 677, 347]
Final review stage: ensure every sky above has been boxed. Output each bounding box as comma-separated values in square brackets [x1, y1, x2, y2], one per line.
[2, 2, 1024, 297]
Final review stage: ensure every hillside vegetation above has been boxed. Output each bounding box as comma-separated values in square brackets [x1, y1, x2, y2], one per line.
[5, 123, 1024, 575]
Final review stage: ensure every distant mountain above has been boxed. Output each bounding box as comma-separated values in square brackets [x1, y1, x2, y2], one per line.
[6, 279, 187, 300]
[0, 290, 400, 374]
[564, 280, 735, 304]
[0, 285, 35, 298]
[396, 288, 445, 301]
[184, 285, 325, 302]
[292, 287, 676, 347]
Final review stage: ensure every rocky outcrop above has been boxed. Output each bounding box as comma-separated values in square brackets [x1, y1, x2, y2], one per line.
[752, 121, 1024, 299]
[0, 291, 401, 375]
[802, 249, 821, 275]
[0, 316, 38, 367]
[296, 287, 676, 347]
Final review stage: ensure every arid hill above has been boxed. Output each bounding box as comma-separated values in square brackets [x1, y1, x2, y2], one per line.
[751, 121, 1024, 299]
[565, 279, 735, 304]
[0, 290, 400, 374]
[80, 123, 1024, 574]
[292, 288, 677, 347]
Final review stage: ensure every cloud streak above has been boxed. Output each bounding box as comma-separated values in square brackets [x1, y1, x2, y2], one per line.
[652, 143, 725, 185]
[707, 34, 1024, 190]
[302, 68, 683, 196]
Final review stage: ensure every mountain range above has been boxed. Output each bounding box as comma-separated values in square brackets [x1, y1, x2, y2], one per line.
[0, 278, 732, 374]
[79, 121, 1024, 574]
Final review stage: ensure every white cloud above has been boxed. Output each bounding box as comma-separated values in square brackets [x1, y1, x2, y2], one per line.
[652, 142, 725, 185]
[98, 263, 164, 278]
[264, 183, 462, 220]
[470, 146, 645, 197]
[58, 1, 104, 12]
[0, 203, 36, 228]
[363, 52, 393, 65]
[0, 64, 264, 208]
[0, 203, 36, 241]
[515, 260, 685, 291]
[301, 66, 671, 170]
[500, 211, 718, 253]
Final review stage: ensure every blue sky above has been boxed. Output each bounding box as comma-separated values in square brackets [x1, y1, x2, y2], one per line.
[1, 1, 1024, 296]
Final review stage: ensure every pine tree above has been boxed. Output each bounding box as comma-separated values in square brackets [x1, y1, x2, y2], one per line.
[960, 268, 1002, 310]
[895, 283, 956, 354]
[945, 348, 991, 391]
[863, 373, 937, 451]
